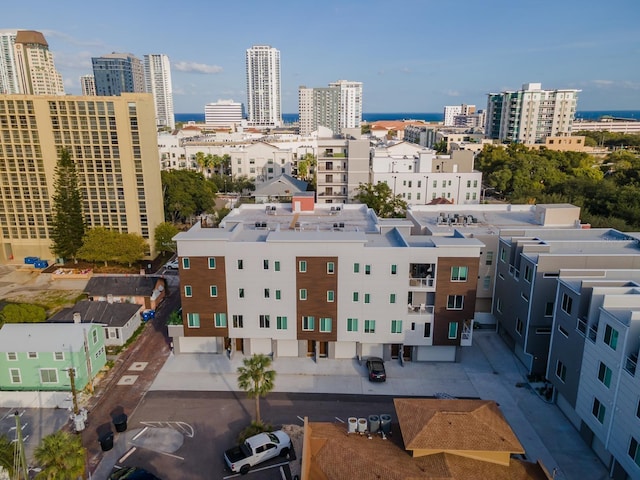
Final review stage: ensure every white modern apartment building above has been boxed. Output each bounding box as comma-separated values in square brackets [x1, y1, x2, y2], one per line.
[486, 83, 580, 144]
[144, 54, 175, 130]
[299, 80, 362, 136]
[171, 196, 482, 361]
[246, 45, 281, 128]
[573, 118, 640, 135]
[205, 100, 244, 128]
[80, 74, 96, 96]
[329, 80, 363, 130]
[371, 145, 482, 206]
[13, 30, 64, 95]
[443, 104, 475, 127]
[0, 30, 20, 94]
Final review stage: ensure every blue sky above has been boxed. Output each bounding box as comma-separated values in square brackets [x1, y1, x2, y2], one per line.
[5, 0, 640, 113]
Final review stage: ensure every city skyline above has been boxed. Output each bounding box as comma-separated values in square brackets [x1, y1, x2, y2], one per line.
[3, 0, 639, 113]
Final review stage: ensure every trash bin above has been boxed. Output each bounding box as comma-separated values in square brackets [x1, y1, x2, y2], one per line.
[113, 413, 128, 432]
[99, 432, 114, 451]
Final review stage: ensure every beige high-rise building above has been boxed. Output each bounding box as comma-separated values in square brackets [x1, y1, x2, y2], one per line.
[80, 74, 96, 96]
[0, 93, 164, 262]
[13, 30, 64, 95]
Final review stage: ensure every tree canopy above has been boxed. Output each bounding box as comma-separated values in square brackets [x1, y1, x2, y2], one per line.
[77, 227, 148, 266]
[354, 182, 408, 218]
[237, 354, 276, 425]
[161, 170, 216, 223]
[34, 430, 86, 480]
[50, 148, 85, 262]
[0, 303, 47, 324]
[154, 222, 180, 255]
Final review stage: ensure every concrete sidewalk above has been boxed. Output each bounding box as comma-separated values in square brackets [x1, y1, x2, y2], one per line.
[148, 331, 607, 480]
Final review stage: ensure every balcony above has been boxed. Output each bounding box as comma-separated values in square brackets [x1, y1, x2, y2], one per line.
[407, 304, 434, 315]
[409, 277, 435, 288]
[409, 263, 435, 289]
[587, 324, 598, 343]
[461, 321, 474, 347]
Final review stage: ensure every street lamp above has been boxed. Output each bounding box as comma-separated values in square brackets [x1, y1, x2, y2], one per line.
[424, 176, 429, 204]
[456, 176, 461, 205]
[392, 176, 397, 196]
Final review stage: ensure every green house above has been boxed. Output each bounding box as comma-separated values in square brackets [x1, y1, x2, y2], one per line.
[0, 323, 106, 391]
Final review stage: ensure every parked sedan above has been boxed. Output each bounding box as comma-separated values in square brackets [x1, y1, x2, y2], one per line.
[164, 259, 179, 270]
[366, 357, 386, 382]
[109, 466, 161, 480]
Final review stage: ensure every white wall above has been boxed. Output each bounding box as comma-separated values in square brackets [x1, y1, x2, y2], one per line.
[276, 339, 298, 357]
[0, 391, 73, 409]
[334, 341, 356, 359]
[415, 345, 456, 362]
[178, 336, 220, 353]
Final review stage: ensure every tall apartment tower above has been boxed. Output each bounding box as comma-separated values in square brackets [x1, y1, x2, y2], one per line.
[0, 93, 164, 262]
[12, 30, 64, 95]
[245, 45, 281, 127]
[92, 53, 145, 96]
[204, 99, 244, 127]
[486, 83, 580, 143]
[80, 74, 96, 96]
[0, 30, 20, 94]
[328, 80, 363, 130]
[144, 54, 175, 130]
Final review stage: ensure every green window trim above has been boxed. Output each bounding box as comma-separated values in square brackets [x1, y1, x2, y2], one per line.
[320, 317, 332, 332]
[187, 313, 200, 327]
[364, 320, 376, 333]
[182, 257, 190, 269]
[184, 285, 192, 297]
[347, 318, 358, 332]
[210, 285, 218, 297]
[448, 322, 458, 339]
[302, 316, 315, 331]
[208, 257, 216, 269]
[299, 289, 307, 300]
[299, 260, 307, 272]
[391, 320, 402, 333]
[327, 290, 335, 302]
[214, 313, 227, 327]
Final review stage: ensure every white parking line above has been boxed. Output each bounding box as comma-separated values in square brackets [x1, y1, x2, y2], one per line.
[297, 416, 304, 423]
[222, 461, 290, 479]
[118, 447, 137, 463]
[132, 426, 148, 441]
[334, 417, 344, 423]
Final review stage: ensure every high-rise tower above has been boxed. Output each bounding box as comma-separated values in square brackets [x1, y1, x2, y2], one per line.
[0, 30, 20, 94]
[299, 80, 363, 136]
[92, 53, 145, 96]
[13, 30, 64, 95]
[144, 54, 175, 130]
[245, 45, 281, 127]
[80, 74, 96, 96]
[328, 80, 362, 130]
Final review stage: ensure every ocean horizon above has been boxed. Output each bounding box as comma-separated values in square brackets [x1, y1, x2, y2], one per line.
[175, 110, 640, 125]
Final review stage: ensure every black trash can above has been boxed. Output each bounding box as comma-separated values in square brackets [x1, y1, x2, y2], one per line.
[99, 432, 114, 451]
[113, 414, 128, 432]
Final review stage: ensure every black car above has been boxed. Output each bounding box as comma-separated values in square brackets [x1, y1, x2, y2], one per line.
[366, 357, 386, 382]
[109, 467, 161, 480]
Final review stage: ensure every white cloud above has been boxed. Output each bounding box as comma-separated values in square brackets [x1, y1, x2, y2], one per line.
[41, 30, 106, 48]
[173, 61, 223, 74]
[592, 79, 614, 87]
[445, 90, 461, 97]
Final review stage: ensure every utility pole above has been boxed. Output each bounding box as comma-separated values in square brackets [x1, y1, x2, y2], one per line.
[13, 411, 29, 480]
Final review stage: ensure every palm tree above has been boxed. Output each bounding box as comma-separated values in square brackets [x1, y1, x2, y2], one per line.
[34, 430, 85, 480]
[0, 434, 15, 478]
[237, 354, 276, 425]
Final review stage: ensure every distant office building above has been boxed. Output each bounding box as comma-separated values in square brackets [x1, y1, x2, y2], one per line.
[92, 53, 145, 96]
[0, 93, 164, 262]
[486, 83, 580, 144]
[0, 30, 20, 94]
[144, 54, 175, 130]
[80, 74, 96, 96]
[205, 99, 244, 128]
[12, 30, 64, 95]
[245, 45, 281, 127]
[404, 124, 437, 148]
[444, 104, 475, 127]
[299, 80, 362, 136]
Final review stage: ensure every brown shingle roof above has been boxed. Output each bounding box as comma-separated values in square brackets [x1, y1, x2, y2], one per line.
[15, 30, 48, 46]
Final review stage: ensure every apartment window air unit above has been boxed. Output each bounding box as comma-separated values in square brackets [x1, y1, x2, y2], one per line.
[255, 221, 268, 229]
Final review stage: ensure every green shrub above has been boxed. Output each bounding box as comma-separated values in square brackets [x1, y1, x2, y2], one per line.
[237, 421, 273, 444]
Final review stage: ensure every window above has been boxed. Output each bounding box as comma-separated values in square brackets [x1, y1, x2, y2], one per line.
[446, 295, 464, 310]
[54, 352, 64, 361]
[263, 259, 269, 269]
[353, 292, 359, 302]
[389, 293, 396, 304]
[496, 298, 503, 313]
[628, 437, 640, 467]
[264, 288, 270, 298]
[604, 324, 618, 350]
[184, 285, 192, 297]
[592, 397, 606, 424]
[536, 327, 551, 334]
[365, 265, 371, 275]
[239, 288, 245, 298]
[391, 320, 402, 333]
[327, 290, 335, 302]
[485, 252, 494, 265]
[275, 290, 281, 300]
[6, 352, 17, 361]
[237, 259, 244, 270]
[208, 257, 216, 269]
[353, 263, 360, 273]
[516, 317, 524, 335]
[451, 266, 468, 281]
[558, 325, 569, 337]
[210, 285, 218, 297]
[545, 302, 554, 317]
[364, 320, 376, 333]
[598, 362, 612, 388]
[276, 316, 287, 330]
[391, 264, 397, 275]
[320, 317, 332, 332]
[448, 322, 458, 339]
[182, 257, 190, 269]
[327, 262, 335, 274]
[524, 264, 533, 282]
[187, 313, 200, 327]
[40, 369, 58, 384]
[424, 323, 431, 337]
[299, 260, 307, 273]
[500, 248, 507, 262]
[259, 315, 270, 328]
[347, 318, 358, 332]
[214, 313, 227, 327]
[92, 329, 98, 344]
[561, 293, 573, 314]
[28, 352, 38, 359]
[364, 293, 371, 304]
[299, 289, 307, 300]
[274, 261, 280, 271]
[233, 315, 243, 328]
[483, 276, 491, 289]
[556, 360, 567, 382]
[302, 316, 315, 331]
[9, 368, 21, 384]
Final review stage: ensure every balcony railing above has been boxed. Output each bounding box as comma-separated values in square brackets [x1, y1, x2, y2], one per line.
[588, 325, 598, 343]
[461, 321, 474, 347]
[409, 277, 435, 288]
[407, 305, 434, 314]
[625, 354, 638, 376]
[576, 318, 587, 336]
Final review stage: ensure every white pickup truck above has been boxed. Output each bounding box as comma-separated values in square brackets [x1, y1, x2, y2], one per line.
[224, 430, 292, 475]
